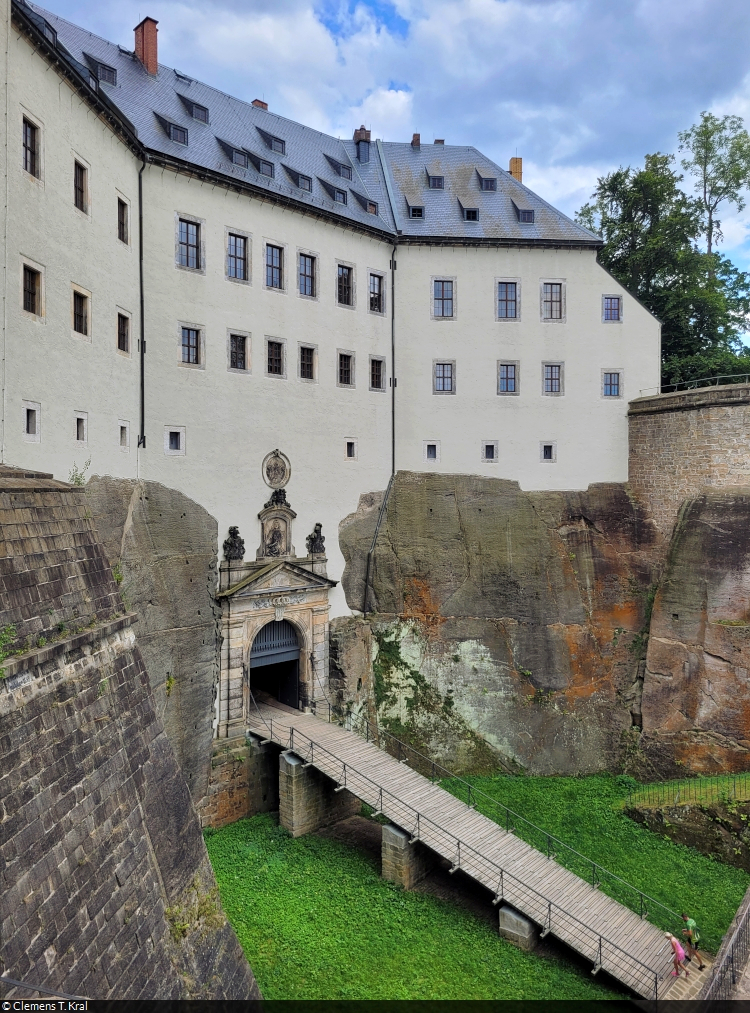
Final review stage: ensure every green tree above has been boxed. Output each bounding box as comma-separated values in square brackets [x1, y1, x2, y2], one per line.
[678, 112, 750, 256]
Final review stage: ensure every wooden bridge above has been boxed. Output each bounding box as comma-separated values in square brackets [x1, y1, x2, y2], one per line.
[247, 701, 678, 999]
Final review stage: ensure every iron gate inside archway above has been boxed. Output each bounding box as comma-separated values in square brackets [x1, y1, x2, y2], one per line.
[249, 619, 300, 708]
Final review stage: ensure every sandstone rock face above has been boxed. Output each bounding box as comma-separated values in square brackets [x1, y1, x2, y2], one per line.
[627, 801, 750, 873]
[85, 477, 220, 802]
[641, 490, 750, 775]
[338, 472, 660, 775]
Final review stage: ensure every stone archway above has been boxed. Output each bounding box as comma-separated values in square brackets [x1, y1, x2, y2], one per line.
[248, 619, 300, 708]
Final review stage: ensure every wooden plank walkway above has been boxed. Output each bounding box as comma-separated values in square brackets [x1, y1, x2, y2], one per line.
[247, 702, 677, 999]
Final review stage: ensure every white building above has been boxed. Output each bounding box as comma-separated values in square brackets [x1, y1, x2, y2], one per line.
[0, 0, 660, 721]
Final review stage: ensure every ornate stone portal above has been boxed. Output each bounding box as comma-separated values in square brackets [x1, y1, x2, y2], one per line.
[214, 452, 335, 737]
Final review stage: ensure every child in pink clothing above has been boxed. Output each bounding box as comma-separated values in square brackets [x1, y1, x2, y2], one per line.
[666, 932, 690, 977]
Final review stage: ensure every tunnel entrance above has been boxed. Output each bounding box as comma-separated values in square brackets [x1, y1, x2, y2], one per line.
[249, 619, 300, 709]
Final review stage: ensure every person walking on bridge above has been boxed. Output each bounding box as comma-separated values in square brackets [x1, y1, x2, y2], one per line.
[681, 912, 706, 971]
[666, 932, 690, 977]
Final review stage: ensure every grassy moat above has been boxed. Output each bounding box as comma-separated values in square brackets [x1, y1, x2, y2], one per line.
[204, 774, 749, 1000]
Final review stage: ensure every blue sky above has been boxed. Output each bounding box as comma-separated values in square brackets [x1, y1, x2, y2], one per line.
[39, 0, 750, 271]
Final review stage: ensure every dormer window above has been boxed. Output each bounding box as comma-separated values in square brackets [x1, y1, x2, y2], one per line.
[42, 23, 56, 45]
[428, 175, 444, 189]
[191, 102, 209, 123]
[232, 150, 248, 168]
[259, 159, 274, 177]
[409, 206, 424, 219]
[480, 177, 497, 191]
[258, 128, 286, 155]
[463, 207, 478, 221]
[367, 201, 378, 215]
[519, 209, 535, 223]
[339, 164, 352, 180]
[299, 174, 312, 191]
[334, 188, 347, 204]
[88, 74, 98, 90]
[97, 63, 117, 85]
[169, 124, 188, 145]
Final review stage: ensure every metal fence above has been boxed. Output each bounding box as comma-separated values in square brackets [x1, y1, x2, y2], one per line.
[311, 702, 682, 933]
[249, 703, 674, 999]
[625, 773, 750, 811]
[639, 373, 750, 397]
[701, 894, 750, 1000]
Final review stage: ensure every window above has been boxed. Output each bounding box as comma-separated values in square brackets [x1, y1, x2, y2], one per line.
[603, 371, 621, 397]
[259, 159, 274, 177]
[23, 401, 41, 442]
[75, 414, 87, 443]
[482, 441, 498, 462]
[169, 124, 188, 145]
[367, 201, 378, 215]
[181, 326, 200, 364]
[428, 176, 444, 189]
[434, 361, 454, 393]
[266, 244, 283, 289]
[497, 282, 517, 319]
[23, 265, 40, 315]
[423, 441, 440, 462]
[543, 363, 562, 394]
[42, 23, 56, 44]
[26, 408, 36, 434]
[73, 291, 88, 335]
[74, 161, 87, 212]
[97, 63, 116, 85]
[117, 313, 129, 353]
[120, 426, 127, 446]
[230, 334, 246, 370]
[480, 177, 497, 191]
[338, 352, 353, 386]
[370, 357, 384, 390]
[463, 207, 479, 221]
[498, 363, 517, 394]
[409, 206, 424, 219]
[300, 345, 315, 380]
[164, 426, 186, 456]
[334, 188, 347, 204]
[338, 163, 352, 181]
[117, 198, 128, 244]
[519, 209, 535, 223]
[433, 279, 453, 318]
[267, 339, 283, 375]
[541, 442, 557, 463]
[191, 103, 209, 123]
[369, 273, 383, 313]
[604, 296, 621, 321]
[227, 234, 247, 280]
[542, 282, 563, 320]
[23, 118, 38, 177]
[267, 135, 285, 154]
[298, 174, 312, 192]
[346, 440, 356, 459]
[178, 219, 200, 269]
[299, 254, 315, 297]
[119, 421, 130, 451]
[232, 150, 248, 168]
[337, 265, 353, 306]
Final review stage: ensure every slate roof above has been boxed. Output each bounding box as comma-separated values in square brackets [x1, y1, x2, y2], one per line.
[22, 0, 601, 247]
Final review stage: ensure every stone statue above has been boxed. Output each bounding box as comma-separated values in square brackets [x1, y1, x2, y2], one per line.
[223, 526, 245, 561]
[266, 521, 284, 557]
[306, 522, 325, 555]
[264, 488, 289, 510]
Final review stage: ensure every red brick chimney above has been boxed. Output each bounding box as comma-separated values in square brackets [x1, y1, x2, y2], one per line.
[411, 133, 420, 148]
[434, 139, 445, 145]
[353, 125, 371, 143]
[252, 99, 268, 111]
[509, 157, 522, 182]
[134, 17, 159, 76]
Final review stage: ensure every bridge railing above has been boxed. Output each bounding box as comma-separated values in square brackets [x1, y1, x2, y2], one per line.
[249, 706, 673, 999]
[311, 704, 681, 933]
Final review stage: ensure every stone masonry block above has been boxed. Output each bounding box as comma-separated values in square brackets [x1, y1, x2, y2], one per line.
[498, 904, 538, 951]
[381, 823, 436, 889]
[278, 750, 359, 838]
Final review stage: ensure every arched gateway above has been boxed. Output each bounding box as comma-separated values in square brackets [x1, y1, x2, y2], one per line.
[249, 619, 300, 708]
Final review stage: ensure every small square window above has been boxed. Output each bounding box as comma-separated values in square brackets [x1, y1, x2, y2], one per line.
[463, 207, 479, 221]
[270, 136, 285, 154]
[369, 273, 383, 313]
[433, 279, 454, 318]
[298, 174, 312, 192]
[73, 291, 88, 335]
[232, 149, 248, 168]
[266, 244, 283, 289]
[259, 159, 274, 177]
[117, 313, 130, 353]
[230, 333, 246, 371]
[191, 103, 209, 123]
[299, 254, 316, 297]
[480, 177, 497, 191]
[540, 442, 557, 463]
[227, 233, 247, 280]
[267, 339, 284, 376]
[97, 63, 117, 85]
[337, 265, 353, 306]
[519, 209, 535, 223]
[164, 427, 186, 455]
[182, 326, 200, 365]
[170, 124, 188, 145]
[339, 352, 353, 386]
[334, 188, 347, 204]
[434, 361, 454, 393]
[23, 265, 40, 315]
[75, 414, 87, 443]
[339, 163, 352, 180]
[604, 296, 621, 321]
[409, 206, 424, 219]
[370, 357, 385, 391]
[300, 345, 315, 380]
[603, 371, 621, 397]
[482, 441, 498, 462]
[367, 201, 378, 215]
[74, 161, 87, 212]
[428, 176, 444, 189]
[423, 441, 440, 462]
[178, 219, 201, 270]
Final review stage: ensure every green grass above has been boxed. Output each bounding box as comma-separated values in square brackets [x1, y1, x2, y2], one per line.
[620, 772, 750, 810]
[205, 813, 625, 1000]
[442, 773, 749, 951]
